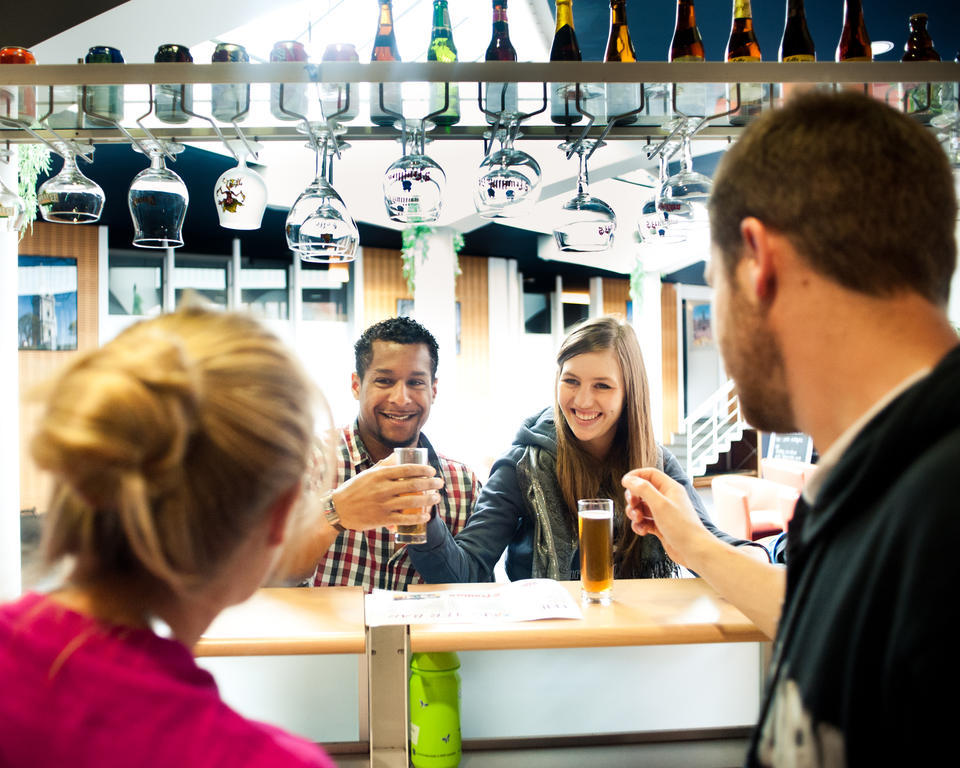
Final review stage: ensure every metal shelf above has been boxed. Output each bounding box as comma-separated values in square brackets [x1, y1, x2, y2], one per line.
[2, 62, 956, 147]
[1, 61, 958, 86]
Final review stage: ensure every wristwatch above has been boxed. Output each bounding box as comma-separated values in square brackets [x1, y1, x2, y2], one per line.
[321, 492, 345, 533]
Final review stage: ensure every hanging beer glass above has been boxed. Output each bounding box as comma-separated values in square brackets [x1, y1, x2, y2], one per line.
[38, 143, 104, 224]
[382, 120, 445, 224]
[128, 141, 189, 248]
[285, 134, 358, 262]
[474, 115, 542, 219]
[553, 139, 616, 252]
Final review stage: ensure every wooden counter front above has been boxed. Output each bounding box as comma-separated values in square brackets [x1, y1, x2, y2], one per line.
[407, 578, 768, 653]
[194, 586, 365, 657]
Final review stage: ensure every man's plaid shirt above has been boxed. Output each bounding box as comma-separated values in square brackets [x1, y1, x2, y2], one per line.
[312, 421, 480, 591]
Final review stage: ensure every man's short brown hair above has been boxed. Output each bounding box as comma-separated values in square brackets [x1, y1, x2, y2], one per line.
[709, 90, 957, 305]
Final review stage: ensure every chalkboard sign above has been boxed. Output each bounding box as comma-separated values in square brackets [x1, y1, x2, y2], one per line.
[767, 432, 814, 463]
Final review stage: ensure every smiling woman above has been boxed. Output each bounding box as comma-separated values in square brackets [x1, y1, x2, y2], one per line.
[407, 315, 767, 584]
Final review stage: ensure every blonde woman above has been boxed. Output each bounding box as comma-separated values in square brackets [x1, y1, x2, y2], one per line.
[0, 307, 336, 768]
[409, 316, 765, 582]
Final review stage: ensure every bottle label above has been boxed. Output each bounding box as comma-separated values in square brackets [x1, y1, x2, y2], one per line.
[728, 56, 760, 62]
[672, 55, 704, 62]
[782, 54, 815, 62]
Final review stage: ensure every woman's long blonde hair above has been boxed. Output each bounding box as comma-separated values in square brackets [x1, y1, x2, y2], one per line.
[31, 305, 325, 594]
[554, 316, 671, 578]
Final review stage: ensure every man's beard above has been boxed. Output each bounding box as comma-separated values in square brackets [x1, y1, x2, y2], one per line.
[722, 287, 797, 434]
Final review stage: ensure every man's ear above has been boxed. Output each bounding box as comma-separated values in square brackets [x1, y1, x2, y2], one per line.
[351, 372, 361, 400]
[431, 376, 438, 401]
[740, 217, 778, 304]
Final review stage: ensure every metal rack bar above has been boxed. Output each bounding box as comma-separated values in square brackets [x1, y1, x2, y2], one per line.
[0, 61, 958, 86]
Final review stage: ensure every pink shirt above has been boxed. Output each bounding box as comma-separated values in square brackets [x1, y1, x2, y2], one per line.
[0, 592, 336, 768]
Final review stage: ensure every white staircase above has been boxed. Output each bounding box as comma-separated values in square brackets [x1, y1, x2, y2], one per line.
[667, 380, 746, 478]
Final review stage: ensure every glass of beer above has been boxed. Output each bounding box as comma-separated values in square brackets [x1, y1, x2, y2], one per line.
[394, 447, 430, 544]
[578, 498, 614, 605]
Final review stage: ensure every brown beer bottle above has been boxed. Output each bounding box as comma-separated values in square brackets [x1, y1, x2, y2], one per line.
[550, 0, 583, 125]
[604, 0, 639, 125]
[901, 13, 940, 61]
[726, 0, 762, 62]
[836, 0, 872, 62]
[725, 0, 762, 125]
[485, 0, 518, 121]
[779, 0, 815, 62]
[669, 0, 705, 62]
[370, 0, 403, 126]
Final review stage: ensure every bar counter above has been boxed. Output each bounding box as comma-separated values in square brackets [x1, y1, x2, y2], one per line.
[194, 578, 766, 656]
[407, 579, 768, 652]
[195, 585, 366, 657]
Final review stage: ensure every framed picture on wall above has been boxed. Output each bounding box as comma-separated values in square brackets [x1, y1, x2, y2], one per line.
[692, 303, 713, 347]
[18, 255, 78, 351]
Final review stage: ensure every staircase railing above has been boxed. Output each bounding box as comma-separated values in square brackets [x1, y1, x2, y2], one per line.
[684, 379, 743, 477]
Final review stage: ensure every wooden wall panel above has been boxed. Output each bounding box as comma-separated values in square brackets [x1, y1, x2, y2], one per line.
[454, 253, 490, 411]
[360, 246, 409, 328]
[602, 277, 630, 319]
[18, 223, 100, 514]
[661, 282, 680, 442]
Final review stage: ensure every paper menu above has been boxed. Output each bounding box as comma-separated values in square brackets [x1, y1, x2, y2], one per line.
[364, 579, 583, 627]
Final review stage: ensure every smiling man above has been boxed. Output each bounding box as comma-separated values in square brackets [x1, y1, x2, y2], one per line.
[282, 317, 479, 591]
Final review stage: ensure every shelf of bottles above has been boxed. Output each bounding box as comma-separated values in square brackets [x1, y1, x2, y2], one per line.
[1, 61, 959, 147]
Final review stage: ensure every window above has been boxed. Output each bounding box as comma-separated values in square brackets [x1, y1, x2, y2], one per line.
[241, 263, 288, 319]
[523, 292, 551, 334]
[302, 264, 349, 322]
[108, 252, 163, 316]
[174, 257, 228, 307]
[18, 255, 78, 350]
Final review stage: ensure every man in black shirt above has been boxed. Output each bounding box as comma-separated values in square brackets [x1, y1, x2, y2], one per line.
[623, 91, 960, 766]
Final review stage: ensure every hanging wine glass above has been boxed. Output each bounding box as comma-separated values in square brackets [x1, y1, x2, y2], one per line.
[285, 133, 358, 263]
[383, 119, 445, 224]
[128, 141, 189, 249]
[0, 172, 26, 233]
[657, 118, 711, 235]
[37, 143, 104, 224]
[553, 139, 616, 252]
[214, 140, 267, 231]
[474, 116, 542, 219]
[638, 148, 686, 246]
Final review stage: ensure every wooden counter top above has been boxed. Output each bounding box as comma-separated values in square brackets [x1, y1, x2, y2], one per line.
[407, 579, 768, 653]
[192, 579, 766, 657]
[194, 586, 365, 657]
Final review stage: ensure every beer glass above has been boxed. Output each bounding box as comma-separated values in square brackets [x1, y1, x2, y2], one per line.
[394, 446, 430, 545]
[578, 498, 614, 605]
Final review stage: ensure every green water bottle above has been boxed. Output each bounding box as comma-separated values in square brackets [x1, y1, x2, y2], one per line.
[409, 652, 462, 768]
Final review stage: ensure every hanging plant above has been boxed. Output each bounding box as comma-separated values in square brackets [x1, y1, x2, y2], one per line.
[17, 144, 51, 235]
[400, 226, 464, 295]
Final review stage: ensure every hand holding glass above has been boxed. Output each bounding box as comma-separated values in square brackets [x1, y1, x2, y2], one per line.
[394, 447, 431, 545]
[578, 498, 614, 605]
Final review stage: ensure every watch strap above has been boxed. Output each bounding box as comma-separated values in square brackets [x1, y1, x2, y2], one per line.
[322, 493, 345, 533]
